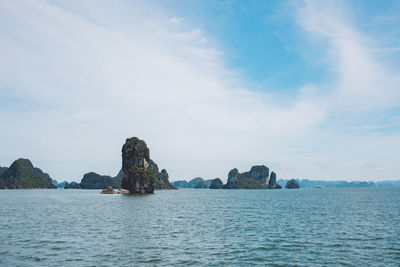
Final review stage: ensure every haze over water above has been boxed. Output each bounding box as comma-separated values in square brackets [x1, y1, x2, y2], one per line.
[1, 188, 399, 266]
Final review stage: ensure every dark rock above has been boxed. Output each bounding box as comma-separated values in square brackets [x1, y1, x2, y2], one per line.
[80, 172, 114, 189]
[171, 180, 190, 188]
[194, 180, 208, 189]
[64, 181, 81, 189]
[285, 179, 300, 189]
[223, 177, 265, 189]
[0, 166, 7, 175]
[268, 172, 282, 189]
[227, 169, 240, 184]
[223, 165, 282, 189]
[113, 169, 125, 188]
[148, 160, 176, 189]
[188, 177, 206, 188]
[0, 158, 56, 189]
[248, 165, 269, 187]
[209, 178, 223, 189]
[101, 186, 115, 194]
[224, 166, 267, 189]
[121, 137, 156, 193]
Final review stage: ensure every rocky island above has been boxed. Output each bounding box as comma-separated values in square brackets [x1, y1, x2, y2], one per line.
[172, 165, 283, 189]
[285, 179, 300, 189]
[0, 159, 56, 189]
[62, 137, 176, 191]
[120, 137, 175, 193]
[223, 165, 282, 189]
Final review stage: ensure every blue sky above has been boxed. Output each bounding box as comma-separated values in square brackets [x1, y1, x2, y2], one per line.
[0, 0, 400, 182]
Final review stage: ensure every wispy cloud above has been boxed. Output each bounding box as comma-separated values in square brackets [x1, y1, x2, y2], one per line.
[170, 17, 184, 24]
[295, 0, 400, 113]
[0, 0, 326, 181]
[0, 0, 399, 181]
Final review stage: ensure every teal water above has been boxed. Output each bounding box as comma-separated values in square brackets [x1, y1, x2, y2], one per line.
[0, 188, 399, 266]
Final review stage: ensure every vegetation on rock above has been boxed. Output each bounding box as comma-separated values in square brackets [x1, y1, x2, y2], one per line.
[223, 165, 278, 189]
[209, 178, 224, 189]
[80, 172, 115, 189]
[0, 166, 8, 175]
[194, 180, 208, 189]
[121, 137, 156, 193]
[64, 181, 81, 189]
[0, 159, 56, 189]
[285, 179, 300, 189]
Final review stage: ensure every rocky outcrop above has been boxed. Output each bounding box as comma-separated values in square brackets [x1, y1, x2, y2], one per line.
[248, 165, 269, 186]
[194, 180, 208, 189]
[285, 179, 300, 189]
[223, 165, 281, 189]
[121, 137, 156, 193]
[268, 172, 282, 189]
[171, 180, 190, 188]
[64, 181, 81, 189]
[227, 169, 240, 184]
[0, 159, 56, 189]
[101, 186, 115, 194]
[117, 188, 130, 194]
[148, 159, 176, 189]
[209, 178, 223, 189]
[80, 172, 115, 189]
[0, 166, 8, 175]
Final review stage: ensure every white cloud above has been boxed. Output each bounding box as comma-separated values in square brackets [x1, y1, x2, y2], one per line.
[170, 17, 183, 24]
[0, 0, 399, 182]
[296, 0, 400, 113]
[0, 0, 327, 182]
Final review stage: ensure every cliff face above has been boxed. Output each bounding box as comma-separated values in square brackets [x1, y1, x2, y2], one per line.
[0, 159, 56, 189]
[268, 172, 282, 189]
[121, 137, 156, 193]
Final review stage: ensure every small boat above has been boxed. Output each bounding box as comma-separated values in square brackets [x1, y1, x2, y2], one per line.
[314, 185, 324, 189]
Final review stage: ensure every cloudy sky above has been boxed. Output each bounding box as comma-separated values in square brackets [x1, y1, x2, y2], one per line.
[1, 0, 400, 182]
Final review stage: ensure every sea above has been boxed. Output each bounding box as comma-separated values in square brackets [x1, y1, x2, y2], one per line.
[0, 188, 399, 266]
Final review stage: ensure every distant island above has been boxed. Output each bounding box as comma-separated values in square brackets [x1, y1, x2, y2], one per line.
[0, 158, 56, 189]
[1, 136, 400, 191]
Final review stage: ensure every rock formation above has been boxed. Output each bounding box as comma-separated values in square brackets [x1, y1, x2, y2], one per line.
[223, 165, 282, 189]
[209, 178, 223, 189]
[268, 172, 282, 189]
[171, 180, 190, 188]
[0, 166, 8, 175]
[227, 169, 240, 184]
[80, 172, 115, 189]
[121, 137, 156, 193]
[248, 165, 269, 186]
[117, 188, 130, 194]
[64, 181, 81, 189]
[285, 179, 300, 189]
[148, 159, 176, 189]
[0, 158, 56, 189]
[101, 186, 115, 194]
[194, 180, 208, 189]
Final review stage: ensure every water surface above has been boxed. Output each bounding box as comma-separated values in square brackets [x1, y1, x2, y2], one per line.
[0, 188, 399, 266]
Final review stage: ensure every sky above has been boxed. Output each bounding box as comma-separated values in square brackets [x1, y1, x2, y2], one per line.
[1, 0, 400, 182]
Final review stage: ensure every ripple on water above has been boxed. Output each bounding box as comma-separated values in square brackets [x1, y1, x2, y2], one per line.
[0, 188, 399, 266]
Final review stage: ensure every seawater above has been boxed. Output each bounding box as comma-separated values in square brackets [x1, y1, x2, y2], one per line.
[0, 188, 399, 266]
